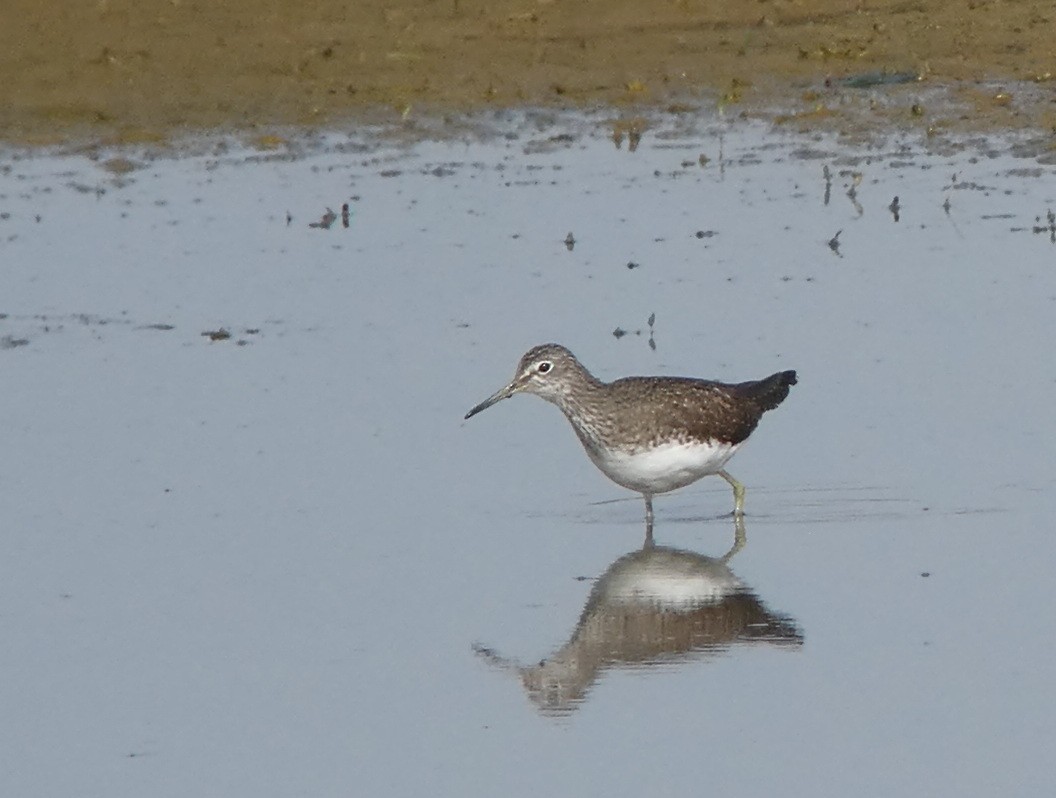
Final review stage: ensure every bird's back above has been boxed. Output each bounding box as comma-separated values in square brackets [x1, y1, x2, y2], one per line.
[570, 370, 797, 449]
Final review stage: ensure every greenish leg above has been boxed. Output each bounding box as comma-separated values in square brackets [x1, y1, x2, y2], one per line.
[643, 495, 655, 548]
[721, 515, 747, 564]
[718, 469, 746, 516]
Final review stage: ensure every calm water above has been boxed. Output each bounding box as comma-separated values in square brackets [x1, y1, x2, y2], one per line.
[2, 112, 1055, 796]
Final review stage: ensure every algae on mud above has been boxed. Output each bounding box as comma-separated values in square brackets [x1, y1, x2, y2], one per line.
[2, 0, 1055, 143]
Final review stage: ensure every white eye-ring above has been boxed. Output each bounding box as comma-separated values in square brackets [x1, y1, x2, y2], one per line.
[537, 361, 553, 374]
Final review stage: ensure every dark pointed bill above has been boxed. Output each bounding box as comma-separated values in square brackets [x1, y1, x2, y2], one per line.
[464, 383, 515, 420]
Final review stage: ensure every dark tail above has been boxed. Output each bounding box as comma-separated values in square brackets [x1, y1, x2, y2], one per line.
[740, 370, 797, 412]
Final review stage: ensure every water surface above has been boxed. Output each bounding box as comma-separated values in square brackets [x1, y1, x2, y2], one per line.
[2, 113, 1054, 796]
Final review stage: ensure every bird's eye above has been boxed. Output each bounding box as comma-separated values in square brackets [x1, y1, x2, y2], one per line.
[537, 361, 552, 374]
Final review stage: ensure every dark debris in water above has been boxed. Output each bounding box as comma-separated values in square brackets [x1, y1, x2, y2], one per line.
[202, 327, 264, 345]
[68, 182, 106, 197]
[522, 133, 577, 155]
[1, 335, 30, 349]
[1010, 209, 1056, 242]
[308, 201, 354, 229]
[828, 230, 843, 257]
[949, 180, 995, 192]
[612, 313, 656, 350]
[309, 207, 337, 229]
[843, 171, 864, 216]
[1035, 209, 1056, 242]
[2, 312, 268, 346]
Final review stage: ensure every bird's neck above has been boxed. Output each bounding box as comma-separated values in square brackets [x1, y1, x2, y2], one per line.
[553, 370, 609, 442]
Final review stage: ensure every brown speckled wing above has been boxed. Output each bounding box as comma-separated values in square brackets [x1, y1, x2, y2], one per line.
[602, 370, 797, 447]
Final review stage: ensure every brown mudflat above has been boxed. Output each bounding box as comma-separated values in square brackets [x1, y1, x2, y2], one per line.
[2, 0, 1054, 144]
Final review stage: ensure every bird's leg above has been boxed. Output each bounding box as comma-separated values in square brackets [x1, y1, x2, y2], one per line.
[721, 515, 747, 564]
[718, 469, 746, 516]
[643, 494, 655, 548]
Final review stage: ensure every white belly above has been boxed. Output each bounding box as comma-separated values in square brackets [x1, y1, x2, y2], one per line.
[589, 439, 740, 495]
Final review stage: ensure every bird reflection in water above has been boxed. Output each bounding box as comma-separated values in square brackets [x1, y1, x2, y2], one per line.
[473, 517, 802, 715]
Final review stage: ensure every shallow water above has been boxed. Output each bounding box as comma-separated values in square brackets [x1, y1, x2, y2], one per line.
[2, 113, 1055, 796]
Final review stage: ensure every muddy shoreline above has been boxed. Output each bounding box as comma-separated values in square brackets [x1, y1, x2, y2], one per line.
[3, 0, 1055, 145]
